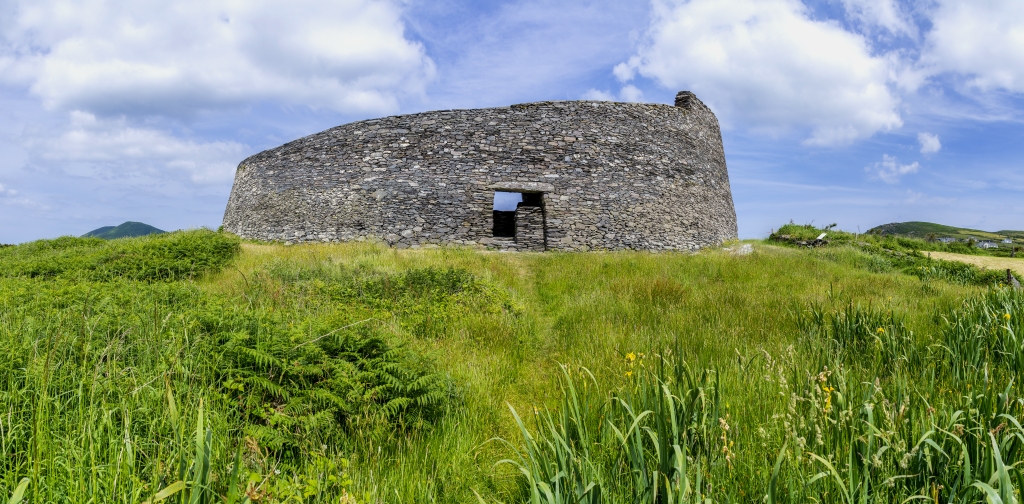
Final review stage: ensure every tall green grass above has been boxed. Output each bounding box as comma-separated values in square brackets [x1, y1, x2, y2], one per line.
[6, 232, 1024, 502]
[498, 287, 1024, 502]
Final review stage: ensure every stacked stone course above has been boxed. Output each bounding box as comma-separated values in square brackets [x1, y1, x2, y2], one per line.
[222, 91, 738, 251]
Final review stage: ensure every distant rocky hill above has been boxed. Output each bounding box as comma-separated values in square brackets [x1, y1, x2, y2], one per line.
[82, 221, 165, 239]
[868, 221, 1022, 242]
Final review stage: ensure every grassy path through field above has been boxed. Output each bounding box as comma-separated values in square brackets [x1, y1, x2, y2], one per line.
[929, 250, 1024, 276]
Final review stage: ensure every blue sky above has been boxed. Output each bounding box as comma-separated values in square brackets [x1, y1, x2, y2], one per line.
[1, 0, 1022, 243]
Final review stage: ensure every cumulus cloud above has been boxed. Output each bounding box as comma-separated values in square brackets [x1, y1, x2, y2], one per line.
[922, 0, 1024, 93]
[0, 0, 435, 117]
[617, 0, 902, 145]
[613, 62, 636, 82]
[619, 85, 645, 102]
[839, 0, 916, 38]
[918, 132, 941, 154]
[866, 154, 919, 184]
[25, 112, 248, 184]
[0, 182, 16, 197]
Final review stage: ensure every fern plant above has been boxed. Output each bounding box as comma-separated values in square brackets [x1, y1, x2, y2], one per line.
[218, 322, 452, 455]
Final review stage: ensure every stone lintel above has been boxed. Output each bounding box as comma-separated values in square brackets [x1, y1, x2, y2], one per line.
[487, 181, 555, 193]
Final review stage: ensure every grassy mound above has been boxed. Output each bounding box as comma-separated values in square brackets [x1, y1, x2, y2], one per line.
[0, 229, 239, 281]
[3, 232, 1024, 503]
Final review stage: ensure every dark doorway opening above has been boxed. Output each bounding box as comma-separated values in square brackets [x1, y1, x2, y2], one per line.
[520, 192, 543, 207]
[493, 211, 516, 237]
[492, 191, 520, 237]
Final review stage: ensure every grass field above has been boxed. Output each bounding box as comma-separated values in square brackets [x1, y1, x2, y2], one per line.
[3, 230, 1024, 503]
[929, 251, 1024, 277]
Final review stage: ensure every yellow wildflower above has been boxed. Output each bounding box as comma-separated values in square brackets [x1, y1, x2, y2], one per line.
[819, 384, 835, 412]
[877, 327, 885, 334]
[1005, 313, 1012, 321]
[625, 371, 633, 378]
[626, 352, 636, 362]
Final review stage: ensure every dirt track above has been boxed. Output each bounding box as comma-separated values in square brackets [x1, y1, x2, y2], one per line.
[928, 251, 1024, 276]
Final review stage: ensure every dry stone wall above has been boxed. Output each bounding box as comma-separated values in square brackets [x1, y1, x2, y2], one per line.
[222, 91, 738, 251]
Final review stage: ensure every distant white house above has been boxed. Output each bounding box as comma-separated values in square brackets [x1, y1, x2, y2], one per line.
[1003, 238, 1014, 244]
[978, 241, 999, 249]
[938, 237, 957, 243]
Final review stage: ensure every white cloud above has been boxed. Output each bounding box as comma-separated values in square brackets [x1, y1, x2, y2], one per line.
[618, 0, 902, 145]
[0, 0, 435, 117]
[0, 182, 16, 196]
[26, 112, 247, 184]
[839, 0, 916, 38]
[581, 85, 645, 103]
[581, 89, 616, 101]
[866, 154, 919, 184]
[922, 0, 1024, 93]
[619, 84, 644, 102]
[918, 132, 941, 154]
[613, 62, 635, 82]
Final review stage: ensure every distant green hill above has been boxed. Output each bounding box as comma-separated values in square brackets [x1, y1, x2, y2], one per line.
[82, 221, 165, 240]
[868, 221, 1023, 243]
[998, 230, 1024, 241]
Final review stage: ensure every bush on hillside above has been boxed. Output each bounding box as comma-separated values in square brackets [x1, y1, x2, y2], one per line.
[769, 222, 854, 246]
[0, 229, 240, 281]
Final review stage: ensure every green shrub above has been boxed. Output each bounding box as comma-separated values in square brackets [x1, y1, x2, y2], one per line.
[946, 242, 980, 255]
[770, 223, 855, 245]
[0, 229, 240, 281]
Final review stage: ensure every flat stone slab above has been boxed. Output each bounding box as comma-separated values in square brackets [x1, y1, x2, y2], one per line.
[487, 181, 555, 193]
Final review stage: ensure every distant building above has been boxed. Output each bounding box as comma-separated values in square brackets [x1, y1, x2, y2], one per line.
[938, 237, 956, 243]
[978, 241, 999, 249]
[1003, 238, 1014, 244]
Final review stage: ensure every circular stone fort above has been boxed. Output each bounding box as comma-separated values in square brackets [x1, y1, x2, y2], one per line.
[222, 91, 738, 251]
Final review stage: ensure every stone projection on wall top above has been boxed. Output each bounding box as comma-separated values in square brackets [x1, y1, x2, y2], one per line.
[222, 91, 738, 251]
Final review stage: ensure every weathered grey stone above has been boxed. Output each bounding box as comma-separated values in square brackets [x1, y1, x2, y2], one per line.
[488, 182, 555, 193]
[222, 92, 738, 251]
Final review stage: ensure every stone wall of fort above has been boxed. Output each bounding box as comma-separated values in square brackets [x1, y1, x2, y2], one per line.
[222, 91, 738, 251]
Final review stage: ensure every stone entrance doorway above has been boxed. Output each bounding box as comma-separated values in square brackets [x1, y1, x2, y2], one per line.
[489, 182, 551, 251]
